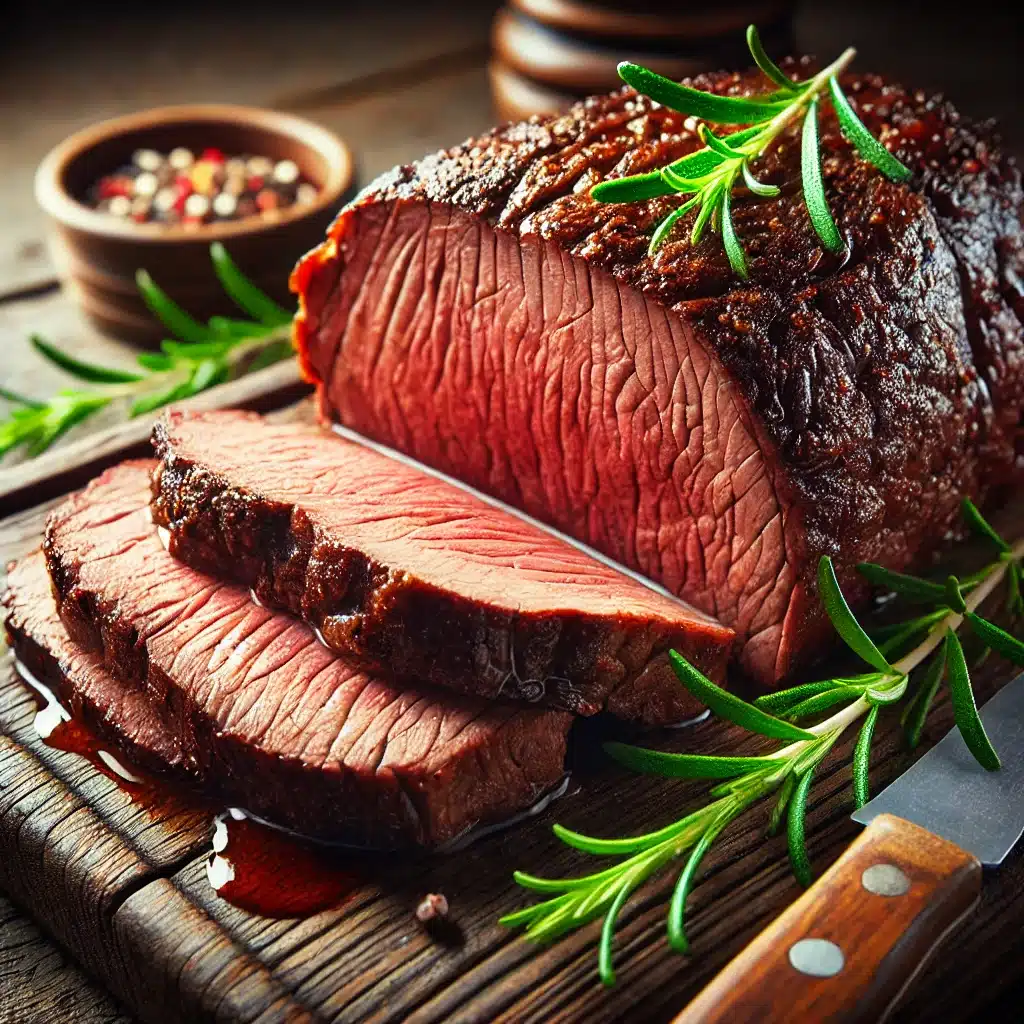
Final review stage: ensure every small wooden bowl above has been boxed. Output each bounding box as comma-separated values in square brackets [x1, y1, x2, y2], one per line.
[35, 104, 354, 344]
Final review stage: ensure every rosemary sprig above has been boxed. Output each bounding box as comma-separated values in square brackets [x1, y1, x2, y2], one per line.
[502, 499, 1024, 985]
[0, 243, 294, 459]
[591, 25, 911, 273]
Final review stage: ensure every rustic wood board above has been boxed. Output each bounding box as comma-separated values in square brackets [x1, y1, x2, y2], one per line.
[2, 406, 1024, 1022]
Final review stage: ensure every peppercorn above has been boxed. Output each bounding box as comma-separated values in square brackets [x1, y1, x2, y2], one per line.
[88, 146, 319, 226]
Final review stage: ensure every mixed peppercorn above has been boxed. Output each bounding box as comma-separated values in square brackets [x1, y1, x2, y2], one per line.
[89, 147, 319, 227]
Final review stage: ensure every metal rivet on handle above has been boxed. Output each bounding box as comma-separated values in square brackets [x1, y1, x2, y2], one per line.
[788, 938, 845, 978]
[861, 863, 911, 897]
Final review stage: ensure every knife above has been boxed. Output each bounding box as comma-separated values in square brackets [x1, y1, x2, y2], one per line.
[673, 670, 1024, 1024]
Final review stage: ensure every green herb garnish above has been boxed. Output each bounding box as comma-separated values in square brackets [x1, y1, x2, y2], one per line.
[0, 243, 293, 459]
[503, 498, 1021, 985]
[591, 25, 911, 273]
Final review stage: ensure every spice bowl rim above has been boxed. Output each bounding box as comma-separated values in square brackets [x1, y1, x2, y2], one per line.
[34, 102, 353, 244]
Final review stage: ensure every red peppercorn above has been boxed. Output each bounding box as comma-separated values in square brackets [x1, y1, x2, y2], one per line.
[255, 189, 280, 212]
[98, 175, 133, 199]
[247, 175, 264, 193]
[200, 147, 225, 163]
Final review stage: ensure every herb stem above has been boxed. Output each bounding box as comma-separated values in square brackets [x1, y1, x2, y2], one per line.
[757, 536, 1024, 781]
[739, 47, 857, 158]
[894, 539, 1024, 674]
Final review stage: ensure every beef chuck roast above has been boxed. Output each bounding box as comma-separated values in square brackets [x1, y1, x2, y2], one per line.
[293, 64, 1024, 686]
[42, 460, 572, 849]
[150, 409, 731, 724]
[3, 552, 187, 779]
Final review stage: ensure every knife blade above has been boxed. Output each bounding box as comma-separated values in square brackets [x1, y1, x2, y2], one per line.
[673, 670, 1024, 1024]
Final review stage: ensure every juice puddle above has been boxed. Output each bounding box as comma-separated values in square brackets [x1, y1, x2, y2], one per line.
[207, 810, 360, 918]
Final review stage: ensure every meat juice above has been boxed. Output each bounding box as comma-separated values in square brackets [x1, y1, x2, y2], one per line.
[207, 810, 360, 918]
[18, 655, 360, 918]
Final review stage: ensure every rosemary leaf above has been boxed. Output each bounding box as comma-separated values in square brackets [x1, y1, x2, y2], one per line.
[965, 612, 1024, 666]
[617, 61, 788, 124]
[857, 562, 946, 603]
[818, 556, 892, 672]
[740, 161, 780, 196]
[667, 650, 815, 740]
[1009, 562, 1024, 619]
[604, 743, 788, 780]
[136, 269, 214, 344]
[852, 705, 880, 808]
[161, 339, 234, 360]
[827, 77, 911, 182]
[754, 675, 881, 713]
[210, 242, 292, 327]
[720, 187, 749, 278]
[649, 196, 702, 255]
[690, 183, 722, 246]
[944, 575, 967, 614]
[0, 387, 43, 407]
[945, 630, 1001, 771]
[746, 25, 801, 93]
[208, 315, 267, 339]
[599, 882, 637, 987]
[591, 173, 675, 204]
[865, 676, 908, 706]
[667, 804, 736, 953]
[698, 124, 748, 160]
[962, 497, 1011, 553]
[902, 655, 945, 750]
[784, 685, 865, 721]
[767, 772, 797, 836]
[129, 379, 191, 418]
[876, 610, 949, 661]
[30, 335, 143, 384]
[135, 352, 176, 372]
[801, 99, 844, 253]
[786, 768, 816, 887]
[665, 126, 763, 178]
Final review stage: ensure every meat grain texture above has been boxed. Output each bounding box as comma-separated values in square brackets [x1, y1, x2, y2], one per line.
[40, 461, 572, 849]
[151, 408, 730, 724]
[293, 60, 1024, 686]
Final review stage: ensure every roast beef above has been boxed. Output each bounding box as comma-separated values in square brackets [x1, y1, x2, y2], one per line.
[41, 460, 573, 849]
[3, 551, 186, 779]
[293, 62, 1024, 685]
[150, 408, 731, 724]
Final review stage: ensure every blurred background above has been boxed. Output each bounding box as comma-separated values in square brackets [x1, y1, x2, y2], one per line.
[2, 0, 1021, 301]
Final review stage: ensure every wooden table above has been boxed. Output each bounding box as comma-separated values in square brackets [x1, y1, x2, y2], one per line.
[1, 2, 1022, 1021]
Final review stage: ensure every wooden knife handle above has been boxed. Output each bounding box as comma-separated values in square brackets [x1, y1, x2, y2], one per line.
[674, 814, 982, 1024]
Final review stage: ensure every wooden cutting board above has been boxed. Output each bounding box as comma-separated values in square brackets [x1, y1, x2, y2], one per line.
[2, 399, 1024, 1024]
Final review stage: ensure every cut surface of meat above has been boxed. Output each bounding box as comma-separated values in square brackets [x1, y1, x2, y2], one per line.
[3, 551, 186, 779]
[293, 61, 1024, 686]
[150, 409, 731, 724]
[42, 460, 573, 849]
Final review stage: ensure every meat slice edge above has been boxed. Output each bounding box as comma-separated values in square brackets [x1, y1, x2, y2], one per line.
[150, 408, 731, 724]
[42, 460, 572, 850]
[3, 551, 187, 780]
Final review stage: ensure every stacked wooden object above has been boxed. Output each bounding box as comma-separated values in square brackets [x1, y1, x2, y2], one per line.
[490, 0, 796, 121]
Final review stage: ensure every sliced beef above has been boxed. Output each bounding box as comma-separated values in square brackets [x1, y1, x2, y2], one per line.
[150, 408, 731, 724]
[3, 551, 186, 779]
[42, 460, 572, 850]
[293, 62, 1024, 686]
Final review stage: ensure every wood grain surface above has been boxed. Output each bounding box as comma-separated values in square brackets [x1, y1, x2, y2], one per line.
[2, 457, 1024, 1022]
